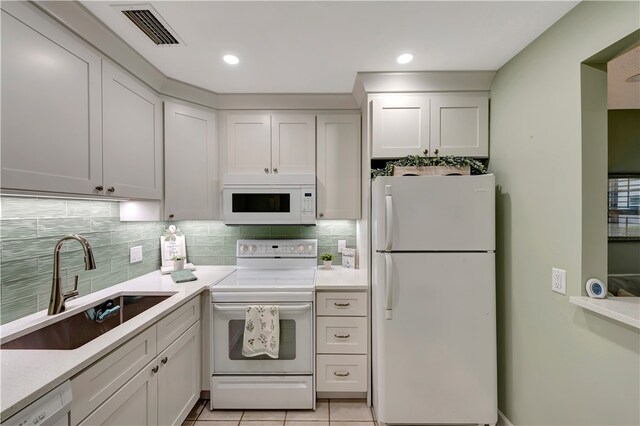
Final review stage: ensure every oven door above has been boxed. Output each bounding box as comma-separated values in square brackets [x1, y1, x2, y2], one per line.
[212, 302, 313, 374]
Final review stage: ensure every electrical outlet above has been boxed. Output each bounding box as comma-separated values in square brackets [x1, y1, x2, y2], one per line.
[337, 240, 346, 254]
[130, 246, 143, 264]
[552, 267, 566, 295]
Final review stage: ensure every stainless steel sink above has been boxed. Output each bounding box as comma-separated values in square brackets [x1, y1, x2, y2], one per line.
[1, 295, 173, 350]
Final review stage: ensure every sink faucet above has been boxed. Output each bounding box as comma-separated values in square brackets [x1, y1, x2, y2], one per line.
[48, 235, 97, 315]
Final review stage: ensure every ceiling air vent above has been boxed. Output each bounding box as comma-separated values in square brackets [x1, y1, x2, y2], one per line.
[114, 4, 184, 46]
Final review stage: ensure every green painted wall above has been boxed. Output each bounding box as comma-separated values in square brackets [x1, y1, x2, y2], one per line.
[608, 109, 640, 174]
[490, 2, 640, 425]
[0, 196, 356, 324]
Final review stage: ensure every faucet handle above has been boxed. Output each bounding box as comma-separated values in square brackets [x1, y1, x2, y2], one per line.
[64, 275, 81, 301]
[63, 289, 79, 302]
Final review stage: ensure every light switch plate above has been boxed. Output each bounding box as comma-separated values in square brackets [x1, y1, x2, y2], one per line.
[130, 246, 143, 264]
[337, 240, 346, 254]
[552, 267, 566, 295]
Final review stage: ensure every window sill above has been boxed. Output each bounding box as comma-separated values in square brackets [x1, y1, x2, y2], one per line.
[570, 296, 640, 329]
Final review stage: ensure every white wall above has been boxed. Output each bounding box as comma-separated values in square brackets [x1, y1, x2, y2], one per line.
[490, 1, 640, 425]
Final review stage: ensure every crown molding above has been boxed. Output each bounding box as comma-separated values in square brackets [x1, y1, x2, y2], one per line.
[352, 71, 496, 98]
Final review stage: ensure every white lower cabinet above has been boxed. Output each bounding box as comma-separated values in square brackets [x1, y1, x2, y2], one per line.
[79, 365, 158, 426]
[316, 291, 368, 394]
[157, 321, 201, 426]
[71, 298, 201, 426]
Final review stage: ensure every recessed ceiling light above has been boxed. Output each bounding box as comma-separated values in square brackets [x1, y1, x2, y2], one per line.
[223, 54, 239, 65]
[397, 53, 414, 64]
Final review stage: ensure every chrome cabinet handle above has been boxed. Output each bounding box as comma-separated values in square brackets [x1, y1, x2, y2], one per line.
[161, 357, 168, 364]
[334, 371, 350, 377]
[264, 167, 269, 173]
[334, 302, 351, 307]
[95, 185, 104, 191]
[151, 365, 159, 373]
[273, 168, 278, 173]
[107, 187, 115, 193]
[334, 333, 351, 339]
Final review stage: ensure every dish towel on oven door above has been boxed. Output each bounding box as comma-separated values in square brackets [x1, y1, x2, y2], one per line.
[242, 305, 280, 358]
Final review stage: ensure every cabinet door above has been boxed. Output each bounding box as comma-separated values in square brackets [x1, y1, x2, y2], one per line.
[164, 102, 217, 220]
[316, 114, 361, 219]
[226, 114, 271, 174]
[0, 3, 102, 195]
[78, 363, 158, 426]
[430, 94, 489, 157]
[272, 114, 316, 174]
[372, 96, 430, 158]
[157, 321, 201, 426]
[102, 61, 163, 199]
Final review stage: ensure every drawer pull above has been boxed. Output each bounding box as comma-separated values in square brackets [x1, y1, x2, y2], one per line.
[334, 333, 351, 339]
[334, 371, 350, 377]
[161, 356, 168, 364]
[334, 302, 351, 307]
[151, 365, 159, 373]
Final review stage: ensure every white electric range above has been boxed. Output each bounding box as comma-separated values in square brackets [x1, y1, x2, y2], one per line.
[210, 239, 317, 410]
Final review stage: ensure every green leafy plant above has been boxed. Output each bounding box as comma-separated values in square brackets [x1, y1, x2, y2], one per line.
[320, 253, 334, 261]
[171, 255, 186, 261]
[371, 151, 488, 179]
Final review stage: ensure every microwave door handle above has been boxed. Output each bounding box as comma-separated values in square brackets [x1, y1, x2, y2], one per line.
[212, 304, 311, 312]
[385, 185, 393, 251]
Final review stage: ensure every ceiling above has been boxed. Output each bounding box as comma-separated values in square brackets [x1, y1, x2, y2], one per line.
[81, 1, 579, 94]
[608, 45, 640, 109]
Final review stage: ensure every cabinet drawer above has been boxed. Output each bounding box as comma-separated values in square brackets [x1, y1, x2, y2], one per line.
[70, 326, 157, 425]
[316, 355, 367, 392]
[317, 317, 367, 354]
[317, 292, 367, 316]
[157, 297, 200, 353]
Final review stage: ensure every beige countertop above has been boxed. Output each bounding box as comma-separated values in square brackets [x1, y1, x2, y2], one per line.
[315, 266, 368, 291]
[570, 296, 640, 329]
[0, 266, 236, 421]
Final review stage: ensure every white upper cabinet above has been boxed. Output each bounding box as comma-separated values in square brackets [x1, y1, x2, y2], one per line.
[1, 2, 164, 199]
[102, 62, 163, 199]
[430, 94, 488, 157]
[225, 113, 316, 175]
[372, 93, 489, 159]
[272, 114, 316, 174]
[372, 96, 430, 158]
[164, 101, 217, 220]
[226, 114, 271, 175]
[0, 3, 103, 195]
[316, 114, 361, 219]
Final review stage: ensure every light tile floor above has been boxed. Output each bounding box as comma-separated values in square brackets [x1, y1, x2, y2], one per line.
[183, 400, 375, 426]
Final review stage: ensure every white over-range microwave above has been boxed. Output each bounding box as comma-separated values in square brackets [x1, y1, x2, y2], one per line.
[223, 174, 316, 225]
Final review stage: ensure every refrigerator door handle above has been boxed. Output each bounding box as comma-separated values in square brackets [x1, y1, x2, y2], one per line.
[384, 253, 393, 320]
[385, 185, 393, 251]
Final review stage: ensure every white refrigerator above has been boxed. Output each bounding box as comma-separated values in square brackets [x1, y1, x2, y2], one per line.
[371, 175, 497, 425]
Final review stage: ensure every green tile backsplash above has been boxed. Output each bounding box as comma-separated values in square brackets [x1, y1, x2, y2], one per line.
[0, 197, 357, 325]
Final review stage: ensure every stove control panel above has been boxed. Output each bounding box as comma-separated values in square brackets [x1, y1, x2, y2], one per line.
[237, 239, 317, 258]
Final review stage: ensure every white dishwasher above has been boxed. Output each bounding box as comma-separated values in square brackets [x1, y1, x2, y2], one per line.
[2, 381, 72, 426]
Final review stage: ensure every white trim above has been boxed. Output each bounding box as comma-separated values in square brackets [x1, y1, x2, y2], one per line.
[498, 410, 514, 426]
[352, 71, 496, 95]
